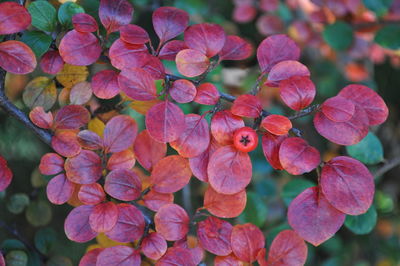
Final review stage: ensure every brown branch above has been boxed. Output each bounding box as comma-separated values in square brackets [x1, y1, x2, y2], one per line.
[374, 157, 400, 178]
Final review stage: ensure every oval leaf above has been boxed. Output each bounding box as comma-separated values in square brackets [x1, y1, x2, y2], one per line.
[154, 204, 189, 241]
[104, 169, 142, 201]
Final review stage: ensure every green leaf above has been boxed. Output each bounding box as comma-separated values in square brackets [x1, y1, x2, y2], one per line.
[363, 0, 393, 17]
[58, 2, 85, 29]
[375, 25, 400, 50]
[20, 31, 52, 59]
[345, 205, 377, 235]
[27, 0, 57, 32]
[34, 228, 57, 255]
[323, 22, 354, 51]
[282, 178, 315, 206]
[5, 250, 28, 266]
[25, 200, 52, 227]
[7, 193, 30, 214]
[346, 132, 384, 165]
[1, 239, 26, 253]
[238, 192, 268, 227]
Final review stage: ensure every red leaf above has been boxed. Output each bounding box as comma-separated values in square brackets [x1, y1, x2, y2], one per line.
[39, 153, 64, 175]
[77, 130, 103, 150]
[176, 49, 210, 78]
[0, 157, 12, 192]
[173, 238, 204, 265]
[288, 186, 345, 246]
[189, 138, 222, 182]
[142, 190, 174, 212]
[158, 40, 187, 61]
[133, 130, 166, 171]
[107, 149, 135, 170]
[320, 156, 374, 215]
[150, 155, 192, 193]
[211, 110, 244, 145]
[79, 248, 104, 266]
[155, 204, 189, 241]
[54, 105, 90, 130]
[109, 39, 148, 70]
[96, 246, 140, 266]
[231, 223, 265, 263]
[214, 253, 243, 266]
[256, 15, 284, 36]
[0, 2, 31, 35]
[141, 55, 165, 80]
[91, 70, 120, 99]
[118, 67, 157, 101]
[204, 186, 246, 218]
[338, 84, 388, 126]
[72, 13, 98, 33]
[157, 247, 195, 266]
[313, 104, 369, 145]
[197, 216, 233, 256]
[257, 34, 300, 73]
[233, 5, 257, 23]
[104, 169, 141, 201]
[78, 183, 106, 205]
[145, 101, 186, 143]
[266, 61, 310, 87]
[105, 203, 145, 242]
[89, 202, 119, 233]
[194, 82, 220, 105]
[170, 79, 197, 103]
[0, 41, 36, 74]
[59, 30, 101, 66]
[141, 232, 167, 260]
[262, 132, 288, 170]
[267, 230, 308, 266]
[29, 106, 53, 129]
[46, 173, 75, 205]
[279, 137, 320, 175]
[99, 0, 134, 34]
[40, 51, 64, 75]
[51, 130, 81, 158]
[65, 150, 102, 184]
[231, 94, 263, 118]
[208, 145, 252, 195]
[279, 76, 316, 111]
[120, 24, 149, 44]
[170, 114, 210, 158]
[220, 35, 252, 61]
[321, 96, 355, 122]
[64, 205, 97, 242]
[184, 23, 226, 57]
[261, 114, 292, 136]
[152, 7, 189, 44]
[103, 115, 138, 153]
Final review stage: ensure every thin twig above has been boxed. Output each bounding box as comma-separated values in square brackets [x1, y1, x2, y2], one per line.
[288, 104, 320, 120]
[374, 157, 400, 178]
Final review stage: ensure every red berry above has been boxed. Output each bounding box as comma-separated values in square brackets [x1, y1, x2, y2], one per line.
[233, 127, 258, 152]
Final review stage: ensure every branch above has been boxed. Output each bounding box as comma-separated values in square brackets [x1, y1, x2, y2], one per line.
[374, 157, 400, 178]
[0, 69, 53, 146]
[288, 104, 320, 120]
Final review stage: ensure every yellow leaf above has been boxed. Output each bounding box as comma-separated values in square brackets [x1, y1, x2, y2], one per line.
[58, 87, 71, 107]
[96, 233, 132, 248]
[130, 99, 161, 115]
[86, 244, 102, 252]
[56, 64, 88, 88]
[88, 117, 105, 137]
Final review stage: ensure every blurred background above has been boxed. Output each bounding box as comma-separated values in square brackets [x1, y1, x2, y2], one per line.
[1, 0, 400, 265]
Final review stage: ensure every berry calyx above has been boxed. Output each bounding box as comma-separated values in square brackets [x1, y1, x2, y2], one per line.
[233, 127, 258, 152]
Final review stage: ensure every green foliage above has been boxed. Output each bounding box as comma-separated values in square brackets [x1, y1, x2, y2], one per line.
[363, 0, 393, 17]
[1, 239, 26, 253]
[27, 0, 57, 32]
[58, 2, 85, 29]
[34, 228, 57, 255]
[323, 22, 354, 51]
[345, 205, 377, 235]
[20, 31, 52, 59]
[25, 200, 52, 227]
[375, 25, 400, 50]
[239, 192, 268, 227]
[346, 132, 384, 165]
[6, 193, 30, 214]
[5, 250, 28, 266]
